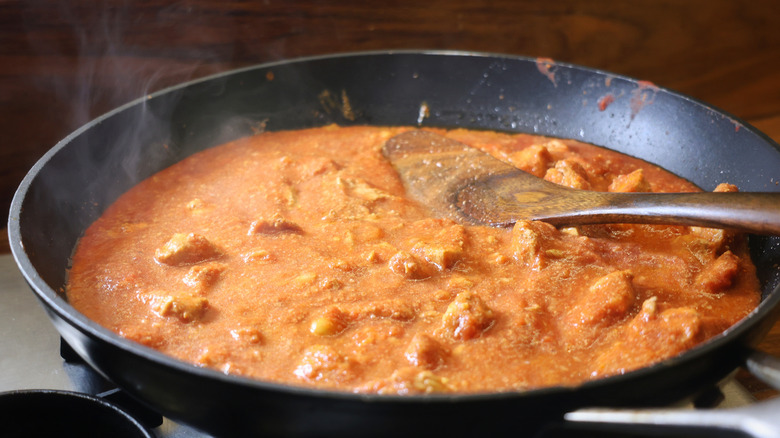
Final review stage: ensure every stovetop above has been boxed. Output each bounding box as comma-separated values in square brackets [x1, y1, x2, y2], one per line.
[0, 252, 761, 437]
[0, 253, 209, 437]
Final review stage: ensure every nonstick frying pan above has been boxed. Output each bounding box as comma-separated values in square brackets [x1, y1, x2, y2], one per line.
[8, 51, 780, 437]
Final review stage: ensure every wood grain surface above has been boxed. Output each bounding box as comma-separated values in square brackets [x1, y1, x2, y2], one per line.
[2, 0, 780, 400]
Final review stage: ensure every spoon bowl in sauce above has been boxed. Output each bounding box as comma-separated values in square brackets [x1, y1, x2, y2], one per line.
[383, 130, 780, 235]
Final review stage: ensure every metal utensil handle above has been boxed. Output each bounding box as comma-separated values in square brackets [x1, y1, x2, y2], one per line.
[565, 349, 780, 438]
[558, 192, 780, 235]
[746, 350, 780, 390]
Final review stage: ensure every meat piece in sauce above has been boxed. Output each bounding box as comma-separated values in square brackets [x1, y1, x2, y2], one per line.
[507, 139, 570, 177]
[511, 220, 559, 269]
[293, 345, 356, 384]
[608, 169, 651, 192]
[713, 182, 739, 193]
[183, 262, 226, 293]
[593, 298, 703, 376]
[154, 233, 223, 266]
[337, 176, 395, 202]
[690, 228, 734, 254]
[570, 270, 636, 327]
[690, 183, 741, 251]
[696, 250, 741, 294]
[404, 334, 448, 369]
[310, 306, 350, 337]
[142, 291, 209, 323]
[248, 214, 303, 235]
[440, 291, 495, 340]
[505, 301, 554, 348]
[388, 250, 428, 279]
[230, 327, 264, 345]
[544, 159, 591, 189]
[410, 222, 466, 271]
[346, 299, 416, 322]
[509, 144, 553, 177]
[563, 270, 636, 347]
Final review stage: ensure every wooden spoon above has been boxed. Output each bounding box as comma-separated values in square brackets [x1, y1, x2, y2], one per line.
[382, 130, 780, 234]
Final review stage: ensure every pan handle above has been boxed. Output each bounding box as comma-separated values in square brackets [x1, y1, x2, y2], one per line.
[746, 350, 780, 390]
[564, 350, 780, 438]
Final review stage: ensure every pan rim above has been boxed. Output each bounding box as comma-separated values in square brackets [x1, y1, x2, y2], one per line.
[8, 49, 780, 406]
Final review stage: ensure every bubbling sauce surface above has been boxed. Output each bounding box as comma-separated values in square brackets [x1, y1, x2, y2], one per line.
[67, 126, 760, 394]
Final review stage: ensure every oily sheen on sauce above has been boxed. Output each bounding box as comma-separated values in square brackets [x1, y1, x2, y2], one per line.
[66, 126, 760, 395]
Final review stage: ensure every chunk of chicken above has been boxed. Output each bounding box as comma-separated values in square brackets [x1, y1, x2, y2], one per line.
[572, 270, 636, 327]
[293, 345, 355, 383]
[689, 183, 740, 251]
[511, 220, 559, 269]
[346, 299, 417, 322]
[696, 250, 740, 293]
[410, 224, 466, 271]
[405, 334, 448, 369]
[440, 291, 494, 340]
[248, 214, 303, 235]
[608, 169, 651, 192]
[509, 144, 553, 177]
[544, 159, 591, 189]
[593, 300, 703, 376]
[183, 263, 226, 292]
[154, 233, 222, 266]
[310, 306, 350, 337]
[143, 291, 209, 323]
[388, 250, 428, 279]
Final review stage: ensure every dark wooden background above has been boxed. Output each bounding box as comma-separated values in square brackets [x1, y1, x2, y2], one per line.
[2, 0, 780, 398]
[3, 0, 780, 224]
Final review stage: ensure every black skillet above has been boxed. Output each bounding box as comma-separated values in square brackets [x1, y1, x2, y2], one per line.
[8, 51, 780, 437]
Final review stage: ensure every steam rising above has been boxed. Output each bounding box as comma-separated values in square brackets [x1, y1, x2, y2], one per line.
[17, 1, 245, 268]
[24, 1, 234, 129]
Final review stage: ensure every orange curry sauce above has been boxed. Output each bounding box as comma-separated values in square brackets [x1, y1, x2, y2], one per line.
[66, 126, 760, 394]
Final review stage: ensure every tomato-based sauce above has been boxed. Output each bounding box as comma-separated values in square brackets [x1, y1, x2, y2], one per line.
[66, 126, 760, 394]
